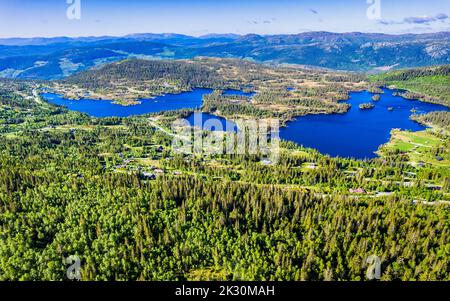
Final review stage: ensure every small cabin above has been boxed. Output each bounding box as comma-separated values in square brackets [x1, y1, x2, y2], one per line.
[141, 172, 156, 180]
[349, 188, 366, 194]
[261, 159, 273, 165]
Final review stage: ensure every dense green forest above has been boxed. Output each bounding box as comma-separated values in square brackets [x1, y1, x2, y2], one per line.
[65, 59, 227, 91]
[201, 90, 350, 125]
[412, 111, 450, 130]
[370, 65, 450, 106]
[1, 82, 449, 281]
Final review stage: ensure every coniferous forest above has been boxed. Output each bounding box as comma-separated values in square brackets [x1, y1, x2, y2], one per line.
[2, 0, 450, 289]
[1, 80, 449, 281]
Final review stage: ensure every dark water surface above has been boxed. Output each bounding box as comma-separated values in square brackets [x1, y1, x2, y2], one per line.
[42, 88, 449, 159]
[279, 89, 449, 159]
[42, 88, 213, 118]
[186, 112, 238, 133]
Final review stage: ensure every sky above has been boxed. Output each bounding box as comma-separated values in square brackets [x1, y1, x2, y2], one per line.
[0, 0, 449, 38]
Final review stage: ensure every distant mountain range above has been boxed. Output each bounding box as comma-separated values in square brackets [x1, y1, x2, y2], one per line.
[0, 31, 449, 79]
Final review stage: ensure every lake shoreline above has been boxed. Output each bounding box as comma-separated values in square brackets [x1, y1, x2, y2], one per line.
[277, 88, 450, 159]
[41, 87, 450, 159]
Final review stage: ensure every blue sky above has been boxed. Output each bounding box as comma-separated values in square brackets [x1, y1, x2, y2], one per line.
[0, 0, 449, 38]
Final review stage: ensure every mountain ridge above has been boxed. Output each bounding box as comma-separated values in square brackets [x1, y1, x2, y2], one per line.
[1, 31, 449, 79]
[2, 31, 450, 46]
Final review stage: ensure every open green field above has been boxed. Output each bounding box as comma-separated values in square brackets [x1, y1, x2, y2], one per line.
[378, 129, 450, 168]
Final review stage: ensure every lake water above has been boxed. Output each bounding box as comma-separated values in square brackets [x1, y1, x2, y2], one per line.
[279, 89, 450, 159]
[222, 89, 256, 97]
[42, 88, 213, 118]
[42, 88, 449, 159]
[186, 112, 238, 133]
[42, 88, 254, 118]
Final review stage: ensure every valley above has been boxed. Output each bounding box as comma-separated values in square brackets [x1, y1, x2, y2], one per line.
[1, 71, 450, 280]
[1, 34, 450, 281]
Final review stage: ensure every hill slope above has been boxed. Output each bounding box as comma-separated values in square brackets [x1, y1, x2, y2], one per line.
[370, 65, 450, 106]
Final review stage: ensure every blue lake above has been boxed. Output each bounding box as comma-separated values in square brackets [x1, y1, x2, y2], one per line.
[279, 89, 450, 159]
[186, 112, 238, 133]
[42, 88, 213, 118]
[42, 88, 450, 159]
[222, 89, 256, 97]
[42, 88, 254, 118]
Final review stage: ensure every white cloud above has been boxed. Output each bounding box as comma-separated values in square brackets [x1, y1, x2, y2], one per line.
[379, 13, 449, 26]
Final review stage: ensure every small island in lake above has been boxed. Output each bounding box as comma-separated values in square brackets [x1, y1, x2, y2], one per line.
[372, 94, 381, 101]
[359, 103, 375, 110]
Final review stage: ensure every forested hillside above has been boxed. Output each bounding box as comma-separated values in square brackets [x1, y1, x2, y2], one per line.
[1, 82, 449, 281]
[65, 59, 225, 90]
[51, 58, 365, 117]
[412, 111, 450, 130]
[371, 65, 450, 106]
